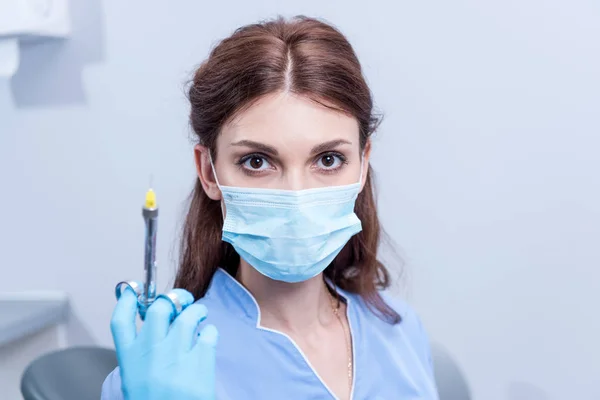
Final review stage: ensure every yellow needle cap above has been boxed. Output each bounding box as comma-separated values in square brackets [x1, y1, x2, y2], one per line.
[144, 188, 157, 209]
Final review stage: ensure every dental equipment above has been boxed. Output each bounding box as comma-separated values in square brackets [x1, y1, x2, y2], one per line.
[115, 187, 159, 320]
[138, 187, 158, 319]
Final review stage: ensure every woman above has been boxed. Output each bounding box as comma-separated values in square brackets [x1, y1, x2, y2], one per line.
[102, 16, 438, 400]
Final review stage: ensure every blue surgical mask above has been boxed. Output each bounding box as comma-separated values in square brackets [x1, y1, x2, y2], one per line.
[210, 156, 364, 283]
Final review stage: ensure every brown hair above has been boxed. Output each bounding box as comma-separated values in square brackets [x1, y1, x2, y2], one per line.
[176, 15, 400, 324]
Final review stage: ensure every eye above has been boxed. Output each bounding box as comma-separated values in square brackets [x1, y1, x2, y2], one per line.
[316, 152, 346, 170]
[241, 155, 271, 171]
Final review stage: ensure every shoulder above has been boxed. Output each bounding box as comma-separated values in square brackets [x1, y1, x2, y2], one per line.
[100, 367, 124, 400]
[350, 289, 428, 336]
[384, 291, 434, 373]
[351, 290, 434, 374]
[380, 291, 429, 338]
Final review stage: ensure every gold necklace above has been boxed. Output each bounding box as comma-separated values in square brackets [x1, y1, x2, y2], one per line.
[330, 293, 353, 398]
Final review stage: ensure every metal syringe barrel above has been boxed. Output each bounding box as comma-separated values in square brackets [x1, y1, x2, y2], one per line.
[139, 191, 158, 320]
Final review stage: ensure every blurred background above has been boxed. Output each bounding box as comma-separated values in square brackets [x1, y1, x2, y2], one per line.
[1, 1, 599, 399]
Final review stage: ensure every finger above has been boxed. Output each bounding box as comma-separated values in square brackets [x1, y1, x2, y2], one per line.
[196, 324, 219, 348]
[138, 296, 176, 343]
[169, 289, 195, 309]
[192, 324, 218, 389]
[110, 286, 138, 351]
[168, 303, 209, 350]
[139, 289, 195, 343]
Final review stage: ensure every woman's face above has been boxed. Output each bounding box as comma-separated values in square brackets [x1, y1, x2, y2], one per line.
[196, 92, 370, 199]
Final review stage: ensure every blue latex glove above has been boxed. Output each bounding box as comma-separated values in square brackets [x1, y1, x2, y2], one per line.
[110, 287, 218, 400]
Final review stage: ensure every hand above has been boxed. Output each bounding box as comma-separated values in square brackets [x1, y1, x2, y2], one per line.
[110, 287, 219, 400]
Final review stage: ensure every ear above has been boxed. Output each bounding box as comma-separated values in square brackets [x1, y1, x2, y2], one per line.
[194, 145, 222, 201]
[359, 139, 372, 192]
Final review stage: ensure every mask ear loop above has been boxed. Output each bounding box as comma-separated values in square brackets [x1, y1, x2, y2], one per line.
[208, 153, 222, 188]
[357, 150, 366, 185]
[208, 153, 226, 219]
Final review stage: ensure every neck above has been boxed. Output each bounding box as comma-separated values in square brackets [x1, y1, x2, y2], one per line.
[236, 260, 335, 334]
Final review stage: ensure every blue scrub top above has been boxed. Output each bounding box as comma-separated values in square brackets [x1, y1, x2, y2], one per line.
[101, 268, 439, 399]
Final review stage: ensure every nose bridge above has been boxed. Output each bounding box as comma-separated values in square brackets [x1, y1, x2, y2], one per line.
[284, 167, 308, 191]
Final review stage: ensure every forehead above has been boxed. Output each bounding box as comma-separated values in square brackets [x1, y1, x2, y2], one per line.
[220, 92, 360, 149]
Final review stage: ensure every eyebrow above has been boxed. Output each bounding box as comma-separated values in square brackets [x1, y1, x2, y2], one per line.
[230, 140, 279, 155]
[310, 139, 352, 155]
[229, 138, 352, 156]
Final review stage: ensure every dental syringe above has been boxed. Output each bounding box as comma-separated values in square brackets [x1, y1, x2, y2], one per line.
[138, 187, 158, 320]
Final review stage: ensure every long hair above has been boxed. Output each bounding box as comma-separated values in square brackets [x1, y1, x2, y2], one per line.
[176, 15, 400, 324]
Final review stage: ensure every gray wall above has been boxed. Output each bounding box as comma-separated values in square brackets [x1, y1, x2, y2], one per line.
[1, 1, 598, 399]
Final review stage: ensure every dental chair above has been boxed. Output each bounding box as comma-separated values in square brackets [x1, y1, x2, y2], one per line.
[431, 342, 472, 400]
[20, 346, 117, 400]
